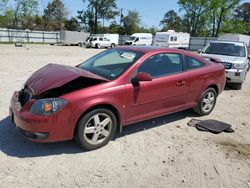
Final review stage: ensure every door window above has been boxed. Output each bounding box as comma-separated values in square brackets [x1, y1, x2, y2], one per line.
[99, 38, 103, 41]
[138, 53, 183, 78]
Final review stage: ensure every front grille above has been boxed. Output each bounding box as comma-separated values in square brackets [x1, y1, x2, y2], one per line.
[19, 86, 33, 106]
[221, 62, 232, 69]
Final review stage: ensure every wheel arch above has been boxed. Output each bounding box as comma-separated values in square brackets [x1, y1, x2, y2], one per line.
[206, 84, 219, 95]
[74, 104, 122, 138]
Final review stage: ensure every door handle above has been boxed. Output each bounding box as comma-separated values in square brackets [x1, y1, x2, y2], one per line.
[176, 80, 185, 87]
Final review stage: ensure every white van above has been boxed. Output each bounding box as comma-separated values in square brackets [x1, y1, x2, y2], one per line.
[154, 30, 190, 49]
[125, 33, 152, 46]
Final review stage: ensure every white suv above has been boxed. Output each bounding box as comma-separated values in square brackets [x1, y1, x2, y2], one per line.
[199, 41, 249, 90]
[90, 37, 113, 48]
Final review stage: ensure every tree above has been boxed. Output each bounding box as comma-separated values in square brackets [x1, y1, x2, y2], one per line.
[234, 2, 250, 34]
[122, 10, 141, 35]
[65, 17, 81, 31]
[0, 0, 8, 13]
[78, 0, 118, 33]
[107, 21, 120, 33]
[160, 10, 182, 31]
[178, 0, 209, 36]
[11, 0, 38, 29]
[208, 0, 240, 36]
[0, 9, 14, 28]
[43, 0, 67, 31]
[77, 8, 95, 32]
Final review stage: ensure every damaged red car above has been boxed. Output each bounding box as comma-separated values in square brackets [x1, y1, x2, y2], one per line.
[10, 47, 226, 150]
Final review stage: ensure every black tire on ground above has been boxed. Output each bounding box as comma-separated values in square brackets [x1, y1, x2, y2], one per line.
[75, 108, 117, 150]
[111, 43, 115, 48]
[96, 43, 101, 49]
[231, 83, 242, 90]
[193, 88, 217, 116]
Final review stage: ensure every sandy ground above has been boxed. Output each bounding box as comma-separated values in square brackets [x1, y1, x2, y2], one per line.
[0, 44, 249, 188]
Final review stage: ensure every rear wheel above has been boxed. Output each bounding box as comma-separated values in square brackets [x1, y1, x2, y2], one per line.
[75, 108, 117, 150]
[193, 88, 217, 115]
[96, 43, 101, 49]
[110, 43, 115, 48]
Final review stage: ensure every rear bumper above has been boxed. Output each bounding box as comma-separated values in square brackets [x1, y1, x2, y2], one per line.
[225, 69, 246, 83]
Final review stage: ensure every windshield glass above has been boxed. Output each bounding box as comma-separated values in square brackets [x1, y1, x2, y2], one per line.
[129, 36, 136, 41]
[203, 42, 246, 57]
[78, 49, 144, 80]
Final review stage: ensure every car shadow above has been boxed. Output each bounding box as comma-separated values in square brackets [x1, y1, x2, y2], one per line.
[0, 116, 84, 158]
[115, 109, 197, 139]
[0, 110, 198, 158]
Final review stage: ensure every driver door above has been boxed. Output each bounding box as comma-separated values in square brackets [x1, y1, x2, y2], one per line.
[125, 52, 188, 124]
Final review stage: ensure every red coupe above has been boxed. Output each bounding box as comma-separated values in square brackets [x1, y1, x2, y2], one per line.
[10, 47, 225, 150]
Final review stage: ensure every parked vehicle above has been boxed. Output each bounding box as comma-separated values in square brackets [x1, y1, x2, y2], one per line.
[10, 47, 225, 150]
[199, 41, 249, 90]
[154, 30, 190, 49]
[219, 33, 250, 46]
[59, 30, 90, 45]
[125, 33, 152, 46]
[86, 34, 119, 48]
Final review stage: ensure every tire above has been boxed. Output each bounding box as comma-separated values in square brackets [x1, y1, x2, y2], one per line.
[193, 88, 217, 116]
[110, 43, 115, 48]
[231, 83, 242, 90]
[75, 108, 117, 150]
[96, 43, 101, 49]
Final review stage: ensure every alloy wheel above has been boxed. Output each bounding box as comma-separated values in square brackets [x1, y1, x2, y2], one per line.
[202, 91, 215, 113]
[83, 113, 112, 145]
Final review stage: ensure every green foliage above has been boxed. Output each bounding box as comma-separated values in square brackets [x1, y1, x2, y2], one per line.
[234, 2, 250, 34]
[0, 9, 13, 28]
[65, 17, 81, 31]
[160, 10, 182, 32]
[43, 0, 67, 31]
[78, 0, 118, 33]
[0, 0, 8, 13]
[121, 10, 141, 35]
[178, 0, 209, 36]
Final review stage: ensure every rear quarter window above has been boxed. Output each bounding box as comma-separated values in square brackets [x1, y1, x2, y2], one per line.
[186, 56, 205, 70]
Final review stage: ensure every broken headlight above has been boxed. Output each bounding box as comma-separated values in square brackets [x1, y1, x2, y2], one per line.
[29, 98, 68, 116]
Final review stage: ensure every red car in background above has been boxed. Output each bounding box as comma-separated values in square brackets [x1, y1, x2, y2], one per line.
[10, 47, 226, 150]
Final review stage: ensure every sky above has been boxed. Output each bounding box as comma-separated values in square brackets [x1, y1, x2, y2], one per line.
[39, 0, 180, 28]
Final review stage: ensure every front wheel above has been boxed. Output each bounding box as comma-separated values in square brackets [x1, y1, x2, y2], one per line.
[193, 88, 217, 115]
[75, 108, 117, 150]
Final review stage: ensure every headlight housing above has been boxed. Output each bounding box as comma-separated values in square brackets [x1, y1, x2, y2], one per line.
[29, 98, 68, 116]
[232, 63, 244, 69]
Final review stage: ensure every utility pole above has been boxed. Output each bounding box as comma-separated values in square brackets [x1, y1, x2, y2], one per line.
[119, 8, 123, 35]
[120, 8, 123, 27]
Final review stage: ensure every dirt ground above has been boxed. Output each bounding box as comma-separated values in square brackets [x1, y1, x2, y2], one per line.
[0, 44, 249, 188]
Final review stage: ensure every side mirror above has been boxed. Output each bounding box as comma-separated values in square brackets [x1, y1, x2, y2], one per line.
[131, 72, 152, 85]
[198, 49, 202, 53]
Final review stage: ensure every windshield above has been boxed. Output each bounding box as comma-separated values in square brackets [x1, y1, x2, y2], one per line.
[203, 42, 246, 57]
[129, 36, 136, 41]
[78, 49, 144, 80]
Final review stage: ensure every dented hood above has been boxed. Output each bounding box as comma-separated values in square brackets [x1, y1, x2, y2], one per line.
[26, 63, 107, 95]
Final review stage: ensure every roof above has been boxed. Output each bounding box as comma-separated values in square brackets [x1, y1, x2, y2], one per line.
[116, 46, 188, 54]
[210, 40, 245, 45]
